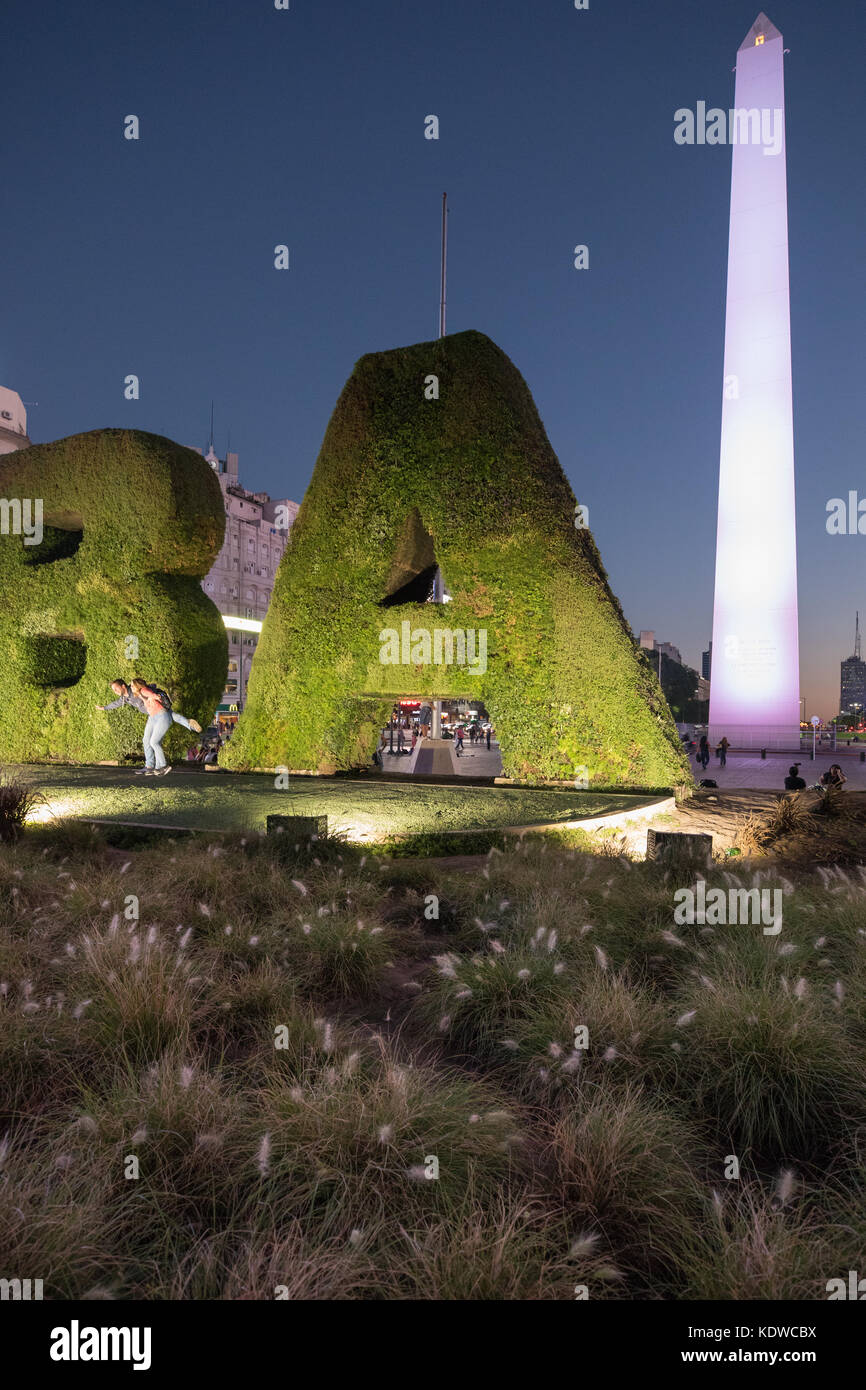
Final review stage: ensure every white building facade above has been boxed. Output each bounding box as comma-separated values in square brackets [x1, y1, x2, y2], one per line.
[194, 445, 298, 718]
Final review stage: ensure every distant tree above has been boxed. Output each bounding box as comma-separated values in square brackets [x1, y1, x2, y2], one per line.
[645, 649, 704, 723]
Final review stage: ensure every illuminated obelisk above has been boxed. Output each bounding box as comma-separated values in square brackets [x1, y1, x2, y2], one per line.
[709, 13, 800, 750]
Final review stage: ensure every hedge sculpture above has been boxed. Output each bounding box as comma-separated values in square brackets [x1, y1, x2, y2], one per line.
[0, 429, 227, 764]
[225, 330, 690, 788]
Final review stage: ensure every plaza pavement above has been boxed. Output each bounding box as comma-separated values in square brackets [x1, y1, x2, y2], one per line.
[689, 748, 866, 790]
[383, 742, 866, 790]
[381, 738, 503, 778]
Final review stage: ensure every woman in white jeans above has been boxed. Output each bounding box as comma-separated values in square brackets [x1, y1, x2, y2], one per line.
[130, 680, 181, 776]
[97, 679, 201, 775]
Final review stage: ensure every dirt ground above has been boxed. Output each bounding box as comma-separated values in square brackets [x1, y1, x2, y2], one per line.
[657, 787, 866, 865]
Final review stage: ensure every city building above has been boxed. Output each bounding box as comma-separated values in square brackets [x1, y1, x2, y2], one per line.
[840, 614, 866, 719]
[193, 444, 298, 720]
[638, 630, 683, 665]
[656, 640, 683, 666]
[0, 387, 31, 454]
[701, 642, 712, 681]
[709, 14, 800, 748]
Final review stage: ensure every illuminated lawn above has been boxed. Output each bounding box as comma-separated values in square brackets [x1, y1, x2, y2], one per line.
[9, 764, 655, 841]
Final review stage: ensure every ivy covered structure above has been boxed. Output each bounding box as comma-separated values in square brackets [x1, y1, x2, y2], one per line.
[0, 429, 227, 764]
[225, 331, 690, 788]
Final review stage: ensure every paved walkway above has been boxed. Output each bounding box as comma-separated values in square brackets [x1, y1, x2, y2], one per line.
[413, 740, 456, 775]
[690, 749, 866, 790]
[381, 744, 866, 791]
[381, 738, 503, 778]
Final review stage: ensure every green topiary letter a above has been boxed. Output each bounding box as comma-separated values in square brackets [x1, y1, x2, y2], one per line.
[225, 331, 690, 788]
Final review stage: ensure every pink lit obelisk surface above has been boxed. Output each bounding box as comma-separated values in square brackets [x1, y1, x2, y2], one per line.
[709, 13, 800, 750]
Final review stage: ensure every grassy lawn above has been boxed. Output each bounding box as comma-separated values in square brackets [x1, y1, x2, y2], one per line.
[6, 764, 653, 840]
[1, 819, 864, 1300]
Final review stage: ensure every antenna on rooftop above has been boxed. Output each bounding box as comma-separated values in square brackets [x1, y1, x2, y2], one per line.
[439, 192, 448, 339]
[856, 611, 861, 662]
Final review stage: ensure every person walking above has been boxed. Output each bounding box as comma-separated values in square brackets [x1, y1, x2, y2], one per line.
[129, 679, 174, 776]
[717, 735, 729, 768]
[455, 724, 465, 756]
[699, 735, 710, 770]
[486, 725, 492, 751]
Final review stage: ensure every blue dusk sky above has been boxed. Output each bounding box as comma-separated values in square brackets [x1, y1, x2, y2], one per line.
[3, 0, 864, 718]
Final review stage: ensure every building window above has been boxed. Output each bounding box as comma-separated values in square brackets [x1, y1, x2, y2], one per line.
[755, 33, 764, 44]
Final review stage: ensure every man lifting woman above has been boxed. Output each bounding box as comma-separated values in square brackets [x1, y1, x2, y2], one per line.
[96, 678, 202, 776]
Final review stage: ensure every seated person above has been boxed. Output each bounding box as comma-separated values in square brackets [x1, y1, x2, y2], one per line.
[820, 763, 847, 789]
[784, 765, 806, 790]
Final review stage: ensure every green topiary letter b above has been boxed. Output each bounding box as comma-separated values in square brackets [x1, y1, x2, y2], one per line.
[0, 429, 227, 764]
